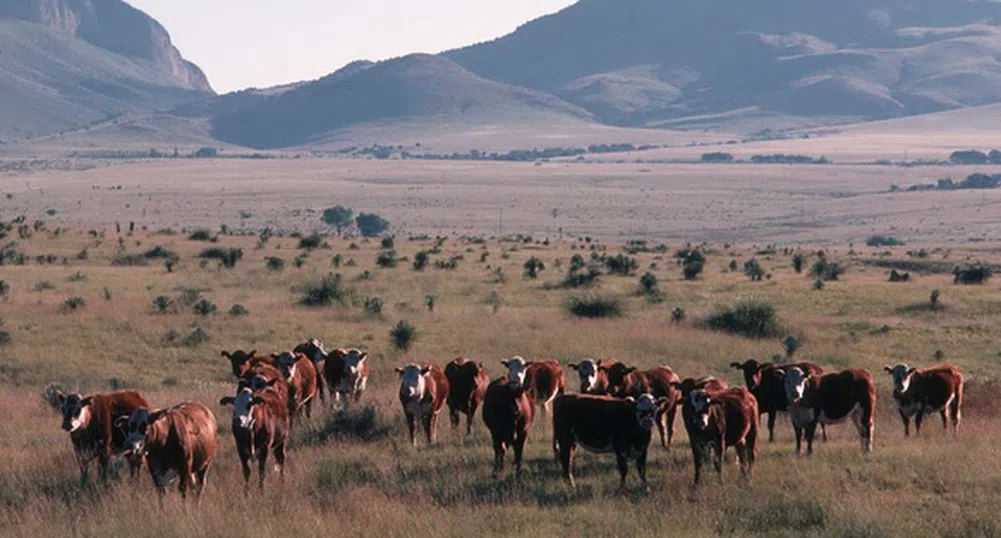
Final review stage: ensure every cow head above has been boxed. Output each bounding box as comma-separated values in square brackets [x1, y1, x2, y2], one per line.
[569, 359, 600, 393]
[730, 360, 763, 389]
[396, 364, 430, 402]
[246, 374, 280, 393]
[603, 362, 636, 395]
[689, 390, 715, 429]
[221, 349, 257, 377]
[501, 356, 532, 389]
[341, 349, 368, 386]
[884, 363, 916, 394]
[295, 338, 328, 366]
[220, 387, 262, 430]
[122, 408, 166, 456]
[781, 367, 808, 405]
[627, 393, 666, 430]
[274, 351, 300, 380]
[55, 392, 92, 433]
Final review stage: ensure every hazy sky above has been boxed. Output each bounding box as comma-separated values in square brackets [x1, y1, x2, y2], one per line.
[128, 0, 576, 93]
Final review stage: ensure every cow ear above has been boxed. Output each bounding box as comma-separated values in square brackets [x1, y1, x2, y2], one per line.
[656, 397, 671, 408]
[907, 367, 916, 376]
[883, 366, 893, 374]
[114, 416, 129, 429]
[568, 362, 578, 369]
[774, 369, 786, 377]
[420, 366, 431, 375]
[395, 367, 405, 376]
[625, 367, 637, 374]
[146, 410, 166, 424]
[500, 360, 509, 367]
[219, 397, 235, 406]
[251, 397, 264, 406]
[267, 378, 280, 387]
[221, 350, 231, 359]
[54, 391, 66, 406]
[358, 352, 368, 362]
[669, 381, 681, 389]
[524, 360, 534, 366]
[729, 362, 743, 369]
[625, 396, 636, 403]
[80, 397, 93, 407]
[248, 350, 257, 358]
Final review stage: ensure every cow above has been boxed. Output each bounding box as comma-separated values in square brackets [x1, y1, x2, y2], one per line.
[782, 367, 876, 455]
[274, 351, 319, 432]
[604, 363, 681, 451]
[396, 362, 449, 447]
[325, 348, 370, 408]
[884, 364, 963, 437]
[567, 359, 617, 394]
[552, 393, 668, 490]
[219, 380, 289, 491]
[54, 390, 149, 484]
[525, 359, 566, 416]
[123, 402, 217, 502]
[673, 376, 729, 400]
[444, 358, 489, 435]
[730, 359, 825, 442]
[680, 387, 758, 486]
[482, 376, 535, 478]
[221, 349, 276, 379]
[293, 338, 328, 402]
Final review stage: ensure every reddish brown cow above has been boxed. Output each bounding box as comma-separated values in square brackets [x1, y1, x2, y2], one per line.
[220, 380, 289, 491]
[524, 359, 565, 416]
[673, 376, 729, 399]
[605, 363, 681, 450]
[221, 349, 276, 378]
[444, 358, 489, 435]
[482, 377, 535, 478]
[680, 387, 758, 486]
[884, 364, 963, 437]
[55, 390, 149, 484]
[274, 351, 319, 432]
[731, 360, 825, 442]
[293, 338, 328, 402]
[567, 359, 617, 394]
[325, 348, 370, 408]
[553, 393, 668, 490]
[782, 367, 876, 455]
[124, 402, 217, 501]
[396, 362, 449, 447]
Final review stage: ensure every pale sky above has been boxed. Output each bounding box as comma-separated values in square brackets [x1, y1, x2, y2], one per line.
[128, 0, 577, 93]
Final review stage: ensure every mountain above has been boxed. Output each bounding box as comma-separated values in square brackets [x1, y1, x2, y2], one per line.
[0, 0, 212, 140]
[447, 0, 1001, 128]
[209, 54, 594, 149]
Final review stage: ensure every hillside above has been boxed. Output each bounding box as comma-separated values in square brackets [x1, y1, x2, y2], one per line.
[209, 54, 595, 149]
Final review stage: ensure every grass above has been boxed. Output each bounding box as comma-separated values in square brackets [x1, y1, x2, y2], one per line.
[3, 229, 1001, 536]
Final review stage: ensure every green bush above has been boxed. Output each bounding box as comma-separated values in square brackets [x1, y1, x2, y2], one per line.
[413, 250, 430, 271]
[153, 296, 174, 313]
[64, 296, 86, 311]
[111, 253, 150, 267]
[298, 233, 324, 250]
[792, 254, 806, 273]
[810, 259, 845, 281]
[523, 257, 545, 279]
[188, 229, 213, 241]
[380, 237, 395, 249]
[301, 273, 352, 307]
[356, 213, 390, 237]
[0, 331, 10, 346]
[682, 251, 705, 280]
[565, 295, 623, 319]
[866, 235, 904, 247]
[390, 320, 417, 351]
[67, 271, 87, 282]
[376, 250, 398, 268]
[671, 307, 686, 323]
[193, 299, 217, 316]
[953, 263, 992, 285]
[363, 297, 384, 317]
[704, 301, 779, 338]
[561, 266, 601, 288]
[639, 272, 659, 295]
[266, 256, 285, 272]
[604, 254, 638, 276]
[229, 304, 249, 316]
[143, 246, 177, 259]
[199, 247, 243, 268]
[744, 259, 765, 281]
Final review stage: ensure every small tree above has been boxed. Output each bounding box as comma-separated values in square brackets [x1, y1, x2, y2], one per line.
[744, 259, 765, 281]
[782, 335, 800, 358]
[425, 294, 436, 312]
[930, 289, 941, 310]
[413, 251, 430, 271]
[390, 320, 417, 351]
[639, 272, 659, 295]
[321, 206, 354, 235]
[671, 307, 686, 323]
[523, 257, 546, 279]
[792, 254, 806, 274]
[356, 213, 390, 237]
[682, 251, 705, 280]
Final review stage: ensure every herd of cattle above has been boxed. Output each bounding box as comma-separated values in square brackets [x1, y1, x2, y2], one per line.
[50, 338, 966, 500]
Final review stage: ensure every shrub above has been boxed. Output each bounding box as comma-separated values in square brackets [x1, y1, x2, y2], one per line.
[671, 307, 686, 323]
[743, 259, 765, 281]
[35, 281, 55, 291]
[143, 246, 176, 259]
[294, 255, 308, 269]
[164, 257, 178, 273]
[434, 257, 459, 270]
[566, 295, 623, 319]
[199, 247, 243, 268]
[178, 288, 203, 307]
[0, 280, 8, 298]
[930, 289, 941, 310]
[782, 335, 800, 357]
[487, 291, 502, 314]
[380, 236, 395, 249]
[301, 273, 352, 306]
[604, 254, 638, 276]
[390, 320, 417, 351]
[102, 287, 113, 301]
[321, 206, 354, 235]
[810, 259, 845, 281]
[0, 331, 10, 346]
[184, 327, 210, 347]
[425, 294, 436, 312]
[229, 304, 249, 316]
[188, 229, 213, 241]
[866, 235, 904, 247]
[298, 233, 324, 250]
[376, 250, 398, 268]
[728, 259, 738, 271]
[67, 271, 87, 282]
[639, 272, 659, 295]
[704, 301, 779, 338]
[332, 254, 343, 268]
[111, 253, 150, 267]
[523, 257, 545, 279]
[193, 299, 217, 316]
[813, 279, 825, 290]
[64, 296, 87, 311]
[153, 296, 174, 313]
[792, 254, 805, 273]
[562, 266, 601, 288]
[413, 250, 430, 271]
[363, 297, 384, 317]
[953, 263, 992, 285]
[266, 256, 285, 272]
[682, 251, 705, 280]
[356, 213, 390, 237]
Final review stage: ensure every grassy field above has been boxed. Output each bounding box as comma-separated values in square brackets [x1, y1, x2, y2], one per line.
[1, 219, 1000, 537]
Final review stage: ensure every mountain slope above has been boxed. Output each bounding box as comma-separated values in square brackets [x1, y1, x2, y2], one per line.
[210, 54, 594, 149]
[447, 0, 1001, 127]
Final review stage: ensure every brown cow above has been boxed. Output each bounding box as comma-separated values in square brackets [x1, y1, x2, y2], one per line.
[55, 390, 148, 484]
[782, 367, 876, 455]
[552, 393, 668, 490]
[293, 338, 328, 402]
[221, 349, 275, 378]
[220, 380, 289, 491]
[605, 363, 681, 451]
[325, 348, 370, 408]
[884, 364, 963, 437]
[524, 359, 565, 416]
[274, 351, 319, 432]
[567, 359, 617, 394]
[444, 358, 489, 435]
[731, 360, 825, 442]
[396, 362, 449, 447]
[680, 387, 758, 486]
[482, 376, 535, 478]
[673, 376, 729, 399]
[124, 402, 217, 501]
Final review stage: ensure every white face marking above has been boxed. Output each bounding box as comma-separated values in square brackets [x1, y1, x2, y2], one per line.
[503, 357, 528, 388]
[60, 394, 90, 432]
[399, 365, 426, 402]
[276, 352, 299, 380]
[635, 394, 659, 430]
[690, 390, 712, 429]
[233, 388, 256, 430]
[343, 349, 367, 384]
[576, 360, 598, 392]
[889, 364, 912, 394]
[125, 409, 151, 454]
[784, 367, 808, 404]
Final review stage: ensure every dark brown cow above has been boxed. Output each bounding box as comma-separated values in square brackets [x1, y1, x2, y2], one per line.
[730, 360, 825, 442]
[221, 349, 276, 378]
[782, 367, 876, 455]
[274, 351, 319, 432]
[444, 358, 489, 435]
[396, 362, 449, 447]
[680, 387, 758, 486]
[673, 376, 729, 399]
[552, 393, 668, 490]
[605, 363, 681, 450]
[482, 377, 535, 478]
[325, 348, 370, 408]
[524, 359, 565, 416]
[220, 380, 289, 491]
[55, 390, 148, 484]
[884, 364, 963, 437]
[567, 359, 617, 394]
[293, 338, 328, 402]
[124, 402, 217, 501]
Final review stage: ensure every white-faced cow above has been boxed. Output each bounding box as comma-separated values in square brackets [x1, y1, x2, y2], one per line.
[604, 363, 681, 451]
[782, 367, 876, 455]
[552, 393, 668, 490]
[884, 364, 963, 437]
[396, 362, 449, 447]
[325, 348, 370, 408]
[680, 387, 758, 486]
[54, 390, 149, 484]
[123, 402, 217, 502]
[482, 374, 535, 478]
[274, 351, 319, 432]
[444, 358, 489, 435]
[730, 360, 825, 442]
[219, 379, 289, 491]
[293, 338, 328, 402]
[567, 359, 617, 394]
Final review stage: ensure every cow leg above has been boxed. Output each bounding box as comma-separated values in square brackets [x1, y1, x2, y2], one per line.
[240, 454, 252, 494]
[899, 410, 911, 437]
[97, 451, 111, 483]
[275, 443, 286, 484]
[655, 408, 669, 449]
[316, 376, 326, 403]
[692, 442, 707, 486]
[127, 454, 142, 481]
[449, 407, 460, 430]
[951, 394, 962, 437]
[406, 414, 418, 447]
[713, 438, 724, 483]
[767, 411, 777, 443]
[257, 448, 269, 490]
[665, 404, 678, 451]
[178, 465, 191, 500]
[940, 409, 949, 433]
[820, 424, 828, 442]
[615, 451, 630, 491]
[560, 443, 576, 489]
[793, 425, 803, 456]
[305, 398, 313, 420]
[424, 412, 436, 445]
[636, 449, 649, 492]
[853, 407, 874, 454]
[914, 410, 924, 437]
[194, 466, 210, 499]
[466, 411, 475, 437]
[514, 431, 527, 480]
[735, 441, 747, 478]
[804, 423, 817, 456]
[491, 435, 506, 477]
